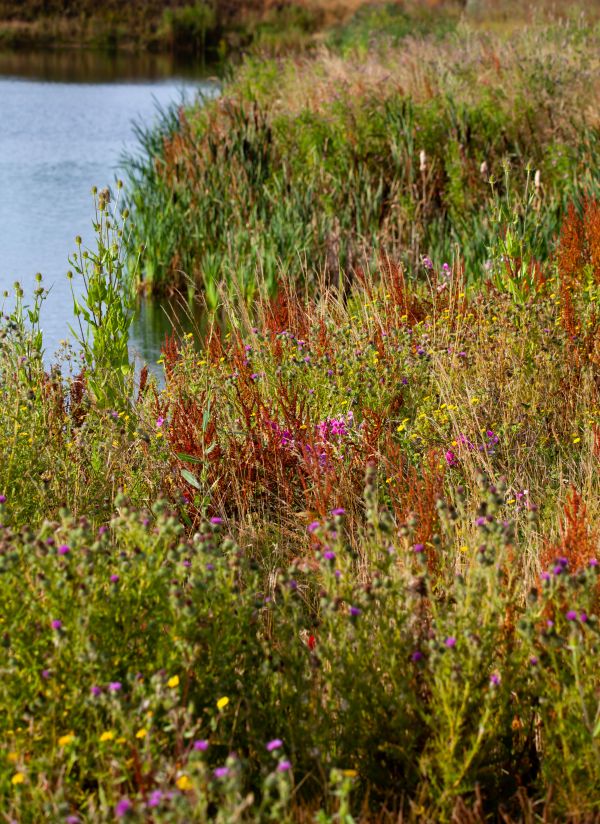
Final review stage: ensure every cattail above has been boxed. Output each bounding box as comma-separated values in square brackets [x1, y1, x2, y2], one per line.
[534, 169, 541, 190]
[419, 149, 427, 173]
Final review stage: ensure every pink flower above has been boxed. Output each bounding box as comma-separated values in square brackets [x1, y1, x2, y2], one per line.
[445, 450, 458, 467]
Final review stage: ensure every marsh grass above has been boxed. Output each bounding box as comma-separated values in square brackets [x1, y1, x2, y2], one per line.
[125, 19, 600, 303]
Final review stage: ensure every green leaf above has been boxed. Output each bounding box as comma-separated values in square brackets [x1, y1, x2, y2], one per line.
[181, 468, 202, 489]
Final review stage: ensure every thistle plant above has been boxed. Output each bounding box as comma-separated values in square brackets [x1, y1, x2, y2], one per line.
[68, 182, 138, 408]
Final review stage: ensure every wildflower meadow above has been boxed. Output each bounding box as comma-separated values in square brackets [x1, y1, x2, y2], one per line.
[2, 2, 600, 822]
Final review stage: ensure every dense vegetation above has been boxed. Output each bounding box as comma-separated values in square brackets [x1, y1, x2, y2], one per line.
[2, 2, 600, 821]
[127, 15, 600, 303]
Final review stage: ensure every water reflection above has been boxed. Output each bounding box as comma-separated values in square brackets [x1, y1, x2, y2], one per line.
[0, 48, 215, 84]
[130, 293, 209, 375]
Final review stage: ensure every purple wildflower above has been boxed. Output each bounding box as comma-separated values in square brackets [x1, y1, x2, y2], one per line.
[90, 685, 101, 697]
[147, 790, 163, 809]
[413, 543, 425, 553]
[110, 574, 119, 583]
[589, 558, 598, 567]
[210, 517, 223, 525]
[566, 610, 578, 621]
[445, 450, 458, 467]
[331, 507, 346, 516]
[108, 681, 122, 692]
[445, 636, 456, 648]
[349, 606, 362, 618]
[0, 494, 5, 504]
[323, 550, 335, 561]
[266, 738, 283, 752]
[58, 544, 70, 556]
[490, 673, 500, 686]
[213, 766, 230, 779]
[580, 612, 588, 623]
[411, 651, 423, 662]
[156, 417, 165, 428]
[115, 798, 132, 818]
[193, 739, 209, 751]
[277, 760, 292, 772]
[51, 619, 62, 630]
[307, 521, 320, 533]
[529, 656, 538, 666]
[42, 669, 50, 679]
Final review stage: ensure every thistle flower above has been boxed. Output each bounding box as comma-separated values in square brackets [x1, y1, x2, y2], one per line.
[115, 798, 132, 818]
[266, 739, 283, 752]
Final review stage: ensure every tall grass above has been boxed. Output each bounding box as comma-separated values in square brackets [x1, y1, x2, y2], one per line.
[2, 194, 600, 818]
[125, 19, 600, 304]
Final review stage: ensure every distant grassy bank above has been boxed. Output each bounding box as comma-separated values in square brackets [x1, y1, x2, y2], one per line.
[125, 8, 600, 303]
[0, 0, 399, 53]
[6, 0, 597, 54]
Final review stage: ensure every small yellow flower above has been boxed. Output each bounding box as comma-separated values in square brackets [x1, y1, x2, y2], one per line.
[341, 769, 358, 778]
[216, 696, 229, 710]
[58, 733, 75, 747]
[8, 751, 18, 762]
[11, 772, 25, 785]
[116, 737, 126, 745]
[167, 675, 180, 688]
[176, 775, 192, 791]
[135, 728, 148, 739]
[99, 730, 115, 742]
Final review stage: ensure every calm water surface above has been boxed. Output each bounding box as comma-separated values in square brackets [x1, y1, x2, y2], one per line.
[0, 50, 217, 368]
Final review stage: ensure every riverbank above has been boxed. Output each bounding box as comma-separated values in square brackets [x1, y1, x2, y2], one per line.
[0, 0, 400, 53]
[3, 0, 596, 55]
[125, 11, 600, 302]
[2, 3, 600, 820]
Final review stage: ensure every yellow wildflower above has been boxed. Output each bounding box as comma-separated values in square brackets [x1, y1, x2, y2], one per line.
[11, 772, 25, 785]
[167, 675, 180, 688]
[176, 775, 192, 791]
[99, 730, 115, 742]
[216, 696, 229, 710]
[135, 728, 148, 739]
[58, 733, 75, 747]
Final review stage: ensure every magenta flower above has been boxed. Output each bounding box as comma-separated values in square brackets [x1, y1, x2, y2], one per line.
[147, 790, 163, 809]
[566, 610, 578, 621]
[193, 739, 209, 751]
[307, 521, 320, 533]
[0, 494, 6, 504]
[51, 619, 62, 630]
[266, 739, 283, 752]
[445, 450, 458, 467]
[156, 417, 165, 428]
[90, 685, 101, 697]
[489, 673, 500, 686]
[210, 517, 223, 525]
[331, 507, 346, 516]
[213, 766, 230, 779]
[277, 760, 292, 772]
[58, 544, 70, 556]
[108, 681, 122, 692]
[115, 797, 132, 818]
[323, 550, 335, 561]
[445, 636, 456, 648]
[413, 543, 425, 553]
[110, 574, 119, 583]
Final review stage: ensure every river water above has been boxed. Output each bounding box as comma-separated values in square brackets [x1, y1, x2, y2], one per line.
[0, 49, 217, 369]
